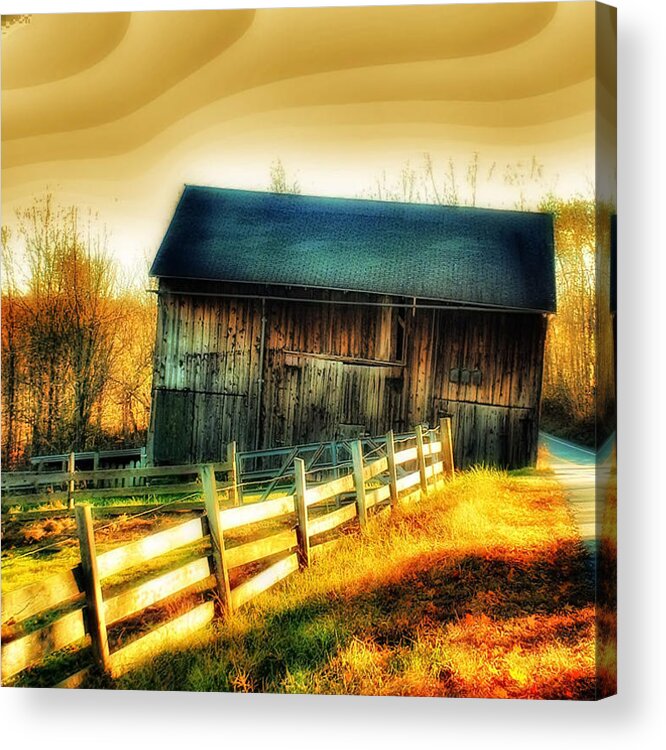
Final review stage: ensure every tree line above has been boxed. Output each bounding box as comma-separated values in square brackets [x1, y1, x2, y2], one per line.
[1, 196, 154, 467]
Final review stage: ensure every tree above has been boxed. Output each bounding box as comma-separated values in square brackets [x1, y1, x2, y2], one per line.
[364, 152, 548, 210]
[3, 195, 119, 458]
[106, 289, 155, 442]
[268, 159, 301, 194]
[1, 226, 26, 465]
[538, 194, 597, 437]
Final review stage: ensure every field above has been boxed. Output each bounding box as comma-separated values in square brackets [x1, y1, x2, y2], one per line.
[1, 463, 595, 698]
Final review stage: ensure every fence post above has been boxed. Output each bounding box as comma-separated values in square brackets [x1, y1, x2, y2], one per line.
[351, 440, 368, 530]
[93, 452, 100, 490]
[67, 452, 76, 509]
[415, 425, 428, 495]
[75, 504, 110, 674]
[331, 441, 340, 508]
[227, 441, 239, 506]
[293, 458, 311, 568]
[385, 430, 399, 508]
[200, 464, 232, 617]
[439, 417, 455, 479]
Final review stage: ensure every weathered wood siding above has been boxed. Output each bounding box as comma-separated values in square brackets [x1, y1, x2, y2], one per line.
[149, 289, 263, 463]
[427, 309, 547, 468]
[149, 280, 547, 468]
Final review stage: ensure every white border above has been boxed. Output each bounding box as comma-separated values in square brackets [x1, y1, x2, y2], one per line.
[3, 1, 665, 749]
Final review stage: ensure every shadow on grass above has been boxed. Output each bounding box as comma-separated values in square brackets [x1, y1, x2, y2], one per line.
[106, 537, 595, 698]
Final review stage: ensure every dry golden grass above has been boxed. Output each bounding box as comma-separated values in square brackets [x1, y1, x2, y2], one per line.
[104, 468, 597, 699]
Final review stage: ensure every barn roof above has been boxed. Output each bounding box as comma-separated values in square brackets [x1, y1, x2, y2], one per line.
[150, 186, 556, 312]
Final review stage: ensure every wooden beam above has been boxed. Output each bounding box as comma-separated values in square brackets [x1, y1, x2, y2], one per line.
[230, 553, 298, 610]
[331, 441, 341, 506]
[75, 504, 110, 673]
[2, 461, 231, 490]
[104, 556, 213, 625]
[227, 441, 239, 506]
[364, 456, 388, 481]
[393, 446, 417, 466]
[5, 500, 205, 521]
[220, 494, 295, 532]
[396, 470, 421, 493]
[440, 416, 455, 478]
[424, 440, 442, 457]
[67, 452, 75, 509]
[293, 458, 311, 568]
[415, 425, 429, 495]
[365, 484, 391, 509]
[304, 472, 355, 506]
[1, 609, 88, 682]
[200, 465, 232, 616]
[55, 666, 91, 689]
[2, 566, 84, 626]
[225, 529, 297, 570]
[92, 452, 100, 490]
[385, 431, 399, 508]
[309, 502, 357, 537]
[1, 483, 208, 507]
[109, 601, 215, 678]
[283, 349, 404, 373]
[96, 517, 206, 580]
[351, 440, 368, 530]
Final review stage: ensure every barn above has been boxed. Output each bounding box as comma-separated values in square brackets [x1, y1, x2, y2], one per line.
[147, 186, 555, 469]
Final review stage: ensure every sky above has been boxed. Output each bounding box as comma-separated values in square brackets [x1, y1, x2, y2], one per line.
[1, 1, 615, 271]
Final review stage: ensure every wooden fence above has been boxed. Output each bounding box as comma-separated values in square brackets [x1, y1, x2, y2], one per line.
[29, 447, 146, 473]
[1, 419, 455, 687]
[2, 433, 411, 511]
[1, 445, 237, 509]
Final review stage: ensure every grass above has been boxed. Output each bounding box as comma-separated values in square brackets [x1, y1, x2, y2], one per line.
[82, 467, 596, 699]
[1, 491, 195, 514]
[1, 481, 345, 594]
[1, 484, 290, 516]
[597, 444, 617, 698]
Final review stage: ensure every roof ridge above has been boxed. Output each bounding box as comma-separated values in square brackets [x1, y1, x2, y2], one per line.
[180, 183, 552, 218]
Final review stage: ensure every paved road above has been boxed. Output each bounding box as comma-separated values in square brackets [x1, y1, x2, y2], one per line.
[539, 432, 597, 557]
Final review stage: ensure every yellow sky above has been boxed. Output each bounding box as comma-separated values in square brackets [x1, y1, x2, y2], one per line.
[1, 2, 614, 269]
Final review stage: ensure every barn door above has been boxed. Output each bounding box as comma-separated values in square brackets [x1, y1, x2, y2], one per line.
[433, 398, 539, 469]
[152, 387, 251, 464]
[262, 353, 401, 447]
[151, 389, 195, 465]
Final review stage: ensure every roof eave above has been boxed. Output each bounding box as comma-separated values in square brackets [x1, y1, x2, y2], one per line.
[152, 274, 556, 314]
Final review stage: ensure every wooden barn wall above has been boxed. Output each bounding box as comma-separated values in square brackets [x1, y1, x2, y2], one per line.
[150, 288, 263, 463]
[261, 295, 404, 449]
[426, 310, 547, 469]
[149, 280, 547, 468]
